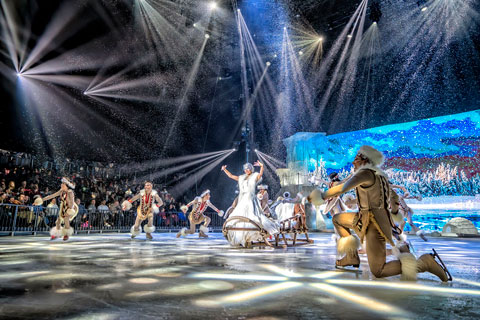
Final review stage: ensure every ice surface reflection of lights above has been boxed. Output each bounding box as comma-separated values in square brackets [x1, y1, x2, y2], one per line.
[128, 277, 159, 284]
[310, 283, 406, 316]
[190, 273, 287, 282]
[326, 279, 480, 296]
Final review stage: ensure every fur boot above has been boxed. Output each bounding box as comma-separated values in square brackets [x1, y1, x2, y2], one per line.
[398, 252, 418, 281]
[62, 227, 74, 241]
[130, 225, 142, 238]
[416, 254, 448, 282]
[50, 227, 62, 240]
[336, 234, 360, 267]
[199, 225, 209, 238]
[176, 227, 187, 238]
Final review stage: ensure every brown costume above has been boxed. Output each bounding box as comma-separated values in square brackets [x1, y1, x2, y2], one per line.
[308, 146, 450, 282]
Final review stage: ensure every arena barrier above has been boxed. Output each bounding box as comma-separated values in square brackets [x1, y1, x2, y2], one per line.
[0, 204, 225, 236]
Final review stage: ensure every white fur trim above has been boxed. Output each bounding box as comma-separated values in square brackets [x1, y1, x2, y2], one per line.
[50, 227, 62, 237]
[180, 205, 188, 213]
[399, 233, 407, 242]
[358, 145, 384, 167]
[33, 197, 43, 206]
[200, 189, 210, 197]
[153, 206, 159, 214]
[144, 225, 155, 233]
[199, 225, 209, 234]
[416, 230, 425, 236]
[151, 189, 158, 196]
[257, 184, 268, 190]
[140, 189, 145, 196]
[62, 227, 74, 237]
[337, 234, 360, 257]
[122, 200, 132, 211]
[218, 210, 224, 217]
[130, 225, 142, 236]
[398, 253, 418, 281]
[180, 227, 187, 236]
[66, 208, 76, 216]
[61, 177, 75, 189]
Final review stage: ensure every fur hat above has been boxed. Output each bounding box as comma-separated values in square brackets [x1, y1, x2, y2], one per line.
[257, 184, 268, 190]
[357, 145, 384, 167]
[200, 189, 210, 198]
[61, 177, 75, 189]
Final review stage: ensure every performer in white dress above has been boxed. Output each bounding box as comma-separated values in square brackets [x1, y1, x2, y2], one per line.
[221, 161, 280, 247]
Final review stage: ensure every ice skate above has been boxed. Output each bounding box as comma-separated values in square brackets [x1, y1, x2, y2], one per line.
[417, 249, 452, 282]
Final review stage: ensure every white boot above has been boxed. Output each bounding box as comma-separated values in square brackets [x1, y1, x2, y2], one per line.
[130, 225, 142, 239]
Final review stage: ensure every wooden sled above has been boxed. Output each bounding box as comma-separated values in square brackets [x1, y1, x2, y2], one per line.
[222, 216, 274, 248]
[274, 203, 314, 247]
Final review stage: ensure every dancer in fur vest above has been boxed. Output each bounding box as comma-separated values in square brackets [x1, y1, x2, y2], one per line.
[34, 177, 78, 241]
[307, 145, 450, 282]
[177, 189, 223, 238]
[122, 181, 163, 240]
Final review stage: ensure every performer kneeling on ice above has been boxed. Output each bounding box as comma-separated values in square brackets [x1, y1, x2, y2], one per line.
[177, 190, 223, 238]
[222, 161, 280, 247]
[122, 181, 163, 240]
[307, 145, 451, 282]
[34, 177, 78, 241]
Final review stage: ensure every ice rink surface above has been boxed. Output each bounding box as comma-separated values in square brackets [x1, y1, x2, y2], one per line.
[0, 232, 479, 320]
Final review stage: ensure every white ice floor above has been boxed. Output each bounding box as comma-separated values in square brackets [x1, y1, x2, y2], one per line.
[0, 232, 479, 319]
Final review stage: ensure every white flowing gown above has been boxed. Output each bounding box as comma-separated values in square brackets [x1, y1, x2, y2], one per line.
[225, 172, 280, 246]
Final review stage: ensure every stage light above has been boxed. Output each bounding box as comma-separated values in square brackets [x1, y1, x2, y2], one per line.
[421, 7, 428, 11]
[237, 8, 240, 12]
[209, 2, 217, 10]
[299, 51, 303, 55]
[318, 37, 324, 42]
[254, 149, 258, 152]
[205, 34, 210, 39]
[266, 61, 271, 66]
[16, 72, 22, 77]
[347, 34, 352, 38]
[273, 54, 278, 58]
[283, 27, 287, 30]
[373, 22, 377, 25]
[193, 23, 197, 27]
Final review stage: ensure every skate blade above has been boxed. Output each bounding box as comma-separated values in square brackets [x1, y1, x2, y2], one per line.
[335, 264, 360, 271]
[432, 248, 453, 281]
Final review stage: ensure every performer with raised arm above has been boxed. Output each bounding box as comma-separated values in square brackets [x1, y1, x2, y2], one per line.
[177, 189, 224, 238]
[34, 177, 78, 241]
[122, 181, 163, 240]
[307, 145, 451, 282]
[222, 161, 280, 247]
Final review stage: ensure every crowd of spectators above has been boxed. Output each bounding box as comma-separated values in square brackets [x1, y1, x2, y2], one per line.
[0, 151, 188, 230]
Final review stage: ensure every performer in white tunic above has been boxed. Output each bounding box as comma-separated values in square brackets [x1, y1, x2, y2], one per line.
[222, 161, 280, 247]
[122, 181, 163, 240]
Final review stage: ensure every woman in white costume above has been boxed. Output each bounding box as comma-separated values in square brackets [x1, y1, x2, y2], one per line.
[221, 161, 280, 247]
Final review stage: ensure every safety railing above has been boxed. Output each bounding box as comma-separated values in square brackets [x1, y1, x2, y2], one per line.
[0, 204, 226, 236]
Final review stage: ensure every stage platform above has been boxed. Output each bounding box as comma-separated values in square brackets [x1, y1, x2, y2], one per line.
[0, 233, 479, 319]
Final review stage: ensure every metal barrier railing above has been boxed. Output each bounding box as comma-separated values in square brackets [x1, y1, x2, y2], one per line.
[0, 204, 226, 236]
